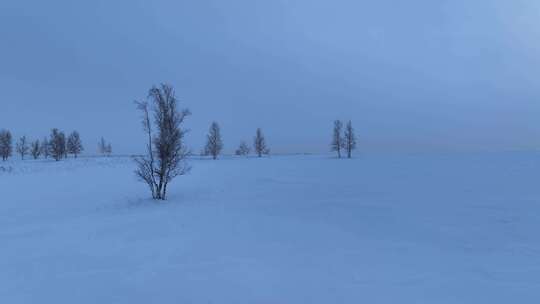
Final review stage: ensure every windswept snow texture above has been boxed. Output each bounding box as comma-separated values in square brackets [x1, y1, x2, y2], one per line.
[1, 153, 539, 303]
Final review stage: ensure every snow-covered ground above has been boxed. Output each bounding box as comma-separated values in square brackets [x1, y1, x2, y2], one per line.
[1, 153, 539, 303]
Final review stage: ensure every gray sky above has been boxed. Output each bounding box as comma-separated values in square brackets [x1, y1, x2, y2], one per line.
[1, 0, 539, 154]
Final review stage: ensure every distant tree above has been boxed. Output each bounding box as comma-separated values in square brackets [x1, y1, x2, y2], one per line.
[31, 140, 41, 159]
[40, 137, 50, 159]
[59, 132, 67, 159]
[105, 143, 112, 156]
[98, 137, 112, 157]
[67, 131, 84, 158]
[331, 120, 344, 158]
[63, 138, 68, 158]
[344, 120, 356, 158]
[16, 136, 29, 160]
[49, 129, 66, 161]
[98, 137, 106, 155]
[204, 121, 223, 160]
[0, 130, 13, 161]
[235, 141, 250, 156]
[134, 84, 191, 200]
[253, 128, 268, 158]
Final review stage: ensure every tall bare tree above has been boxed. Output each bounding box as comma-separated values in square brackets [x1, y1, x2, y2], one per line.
[235, 141, 250, 156]
[135, 84, 191, 200]
[67, 131, 84, 158]
[16, 136, 29, 160]
[204, 121, 223, 160]
[50, 129, 66, 161]
[253, 128, 268, 158]
[344, 120, 356, 158]
[331, 120, 344, 158]
[0, 130, 13, 161]
[31, 140, 41, 159]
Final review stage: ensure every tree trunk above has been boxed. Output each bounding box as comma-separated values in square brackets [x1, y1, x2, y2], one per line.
[162, 183, 168, 200]
[156, 173, 164, 200]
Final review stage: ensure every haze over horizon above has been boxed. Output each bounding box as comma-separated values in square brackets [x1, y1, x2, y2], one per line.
[1, 0, 539, 154]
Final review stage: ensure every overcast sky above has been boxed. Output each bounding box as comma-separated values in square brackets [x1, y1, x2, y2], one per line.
[1, 0, 539, 154]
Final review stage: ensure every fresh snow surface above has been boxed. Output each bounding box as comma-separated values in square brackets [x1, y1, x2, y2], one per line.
[1, 153, 539, 303]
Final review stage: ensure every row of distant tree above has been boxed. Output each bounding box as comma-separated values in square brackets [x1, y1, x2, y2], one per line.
[200, 122, 269, 159]
[0, 129, 112, 161]
[201, 118, 357, 160]
[1, 120, 354, 162]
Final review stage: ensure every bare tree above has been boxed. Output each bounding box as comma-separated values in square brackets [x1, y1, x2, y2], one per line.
[344, 120, 356, 158]
[106, 143, 112, 156]
[50, 129, 66, 161]
[331, 120, 344, 158]
[67, 131, 84, 158]
[60, 132, 67, 159]
[40, 137, 50, 159]
[63, 138, 68, 158]
[31, 140, 41, 159]
[16, 136, 29, 160]
[134, 84, 191, 200]
[0, 130, 13, 161]
[98, 137, 112, 157]
[235, 141, 250, 156]
[204, 121, 223, 160]
[253, 128, 268, 158]
[98, 137, 106, 155]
